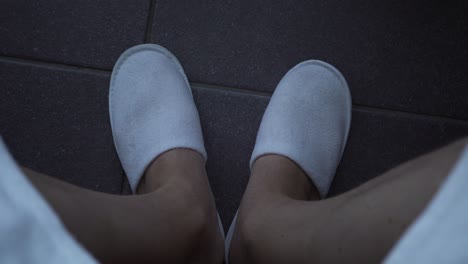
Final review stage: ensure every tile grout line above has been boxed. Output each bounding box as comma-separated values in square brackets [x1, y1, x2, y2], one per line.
[144, 0, 157, 43]
[191, 82, 272, 98]
[0, 54, 110, 75]
[191, 83, 468, 125]
[351, 104, 468, 126]
[1, 54, 468, 125]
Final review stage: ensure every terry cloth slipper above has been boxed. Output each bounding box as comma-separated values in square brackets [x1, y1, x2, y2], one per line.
[109, 44, 207, 193]
[225, 60, 352, 263]
[250, 60, 351, 197]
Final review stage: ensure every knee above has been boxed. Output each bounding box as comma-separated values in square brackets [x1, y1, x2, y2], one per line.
[230, 198, 323, 264]
[162, 180, 213, 234]
[164, 180, 224, 262]
[229, 207, 263, 263]
[230, 201, 287, 264]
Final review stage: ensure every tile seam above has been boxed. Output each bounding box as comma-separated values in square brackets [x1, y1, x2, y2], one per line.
[1, 55, 467, 124]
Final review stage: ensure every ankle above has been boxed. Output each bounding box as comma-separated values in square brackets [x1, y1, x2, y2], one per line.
[250, 155, 319, 201]
[137, 148, 206, 194]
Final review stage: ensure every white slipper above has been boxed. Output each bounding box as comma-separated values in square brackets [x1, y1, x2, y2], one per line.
[250, 60, 352, 197]
[109, 44, 207, 192]
[225, 60, 352, 263]
[109, 43, 225, 245]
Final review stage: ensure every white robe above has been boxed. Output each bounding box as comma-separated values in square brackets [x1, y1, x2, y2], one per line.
[0, 138, 96, 264]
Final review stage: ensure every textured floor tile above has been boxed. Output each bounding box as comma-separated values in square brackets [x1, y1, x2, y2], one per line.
[0, 59, 123, 193]
[0, 0, 149, 69]
[192, 85, 468, 230]
[152, 0, 468, 120]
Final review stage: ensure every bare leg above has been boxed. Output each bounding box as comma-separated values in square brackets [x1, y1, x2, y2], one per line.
[230, 137, 468, 264]
[23, 148, 224, 264]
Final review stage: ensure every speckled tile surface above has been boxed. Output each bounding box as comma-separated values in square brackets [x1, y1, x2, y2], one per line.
[151, 0, 468, 120]
[0, 59, 123, 193]
[0, 0, 150, 68]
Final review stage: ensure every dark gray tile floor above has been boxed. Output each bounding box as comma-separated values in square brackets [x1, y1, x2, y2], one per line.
[0, 58, 123, 193]
[1, 1, 468, 231]
[0, 0, 149, 68]
[151, 0, 468, 120]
